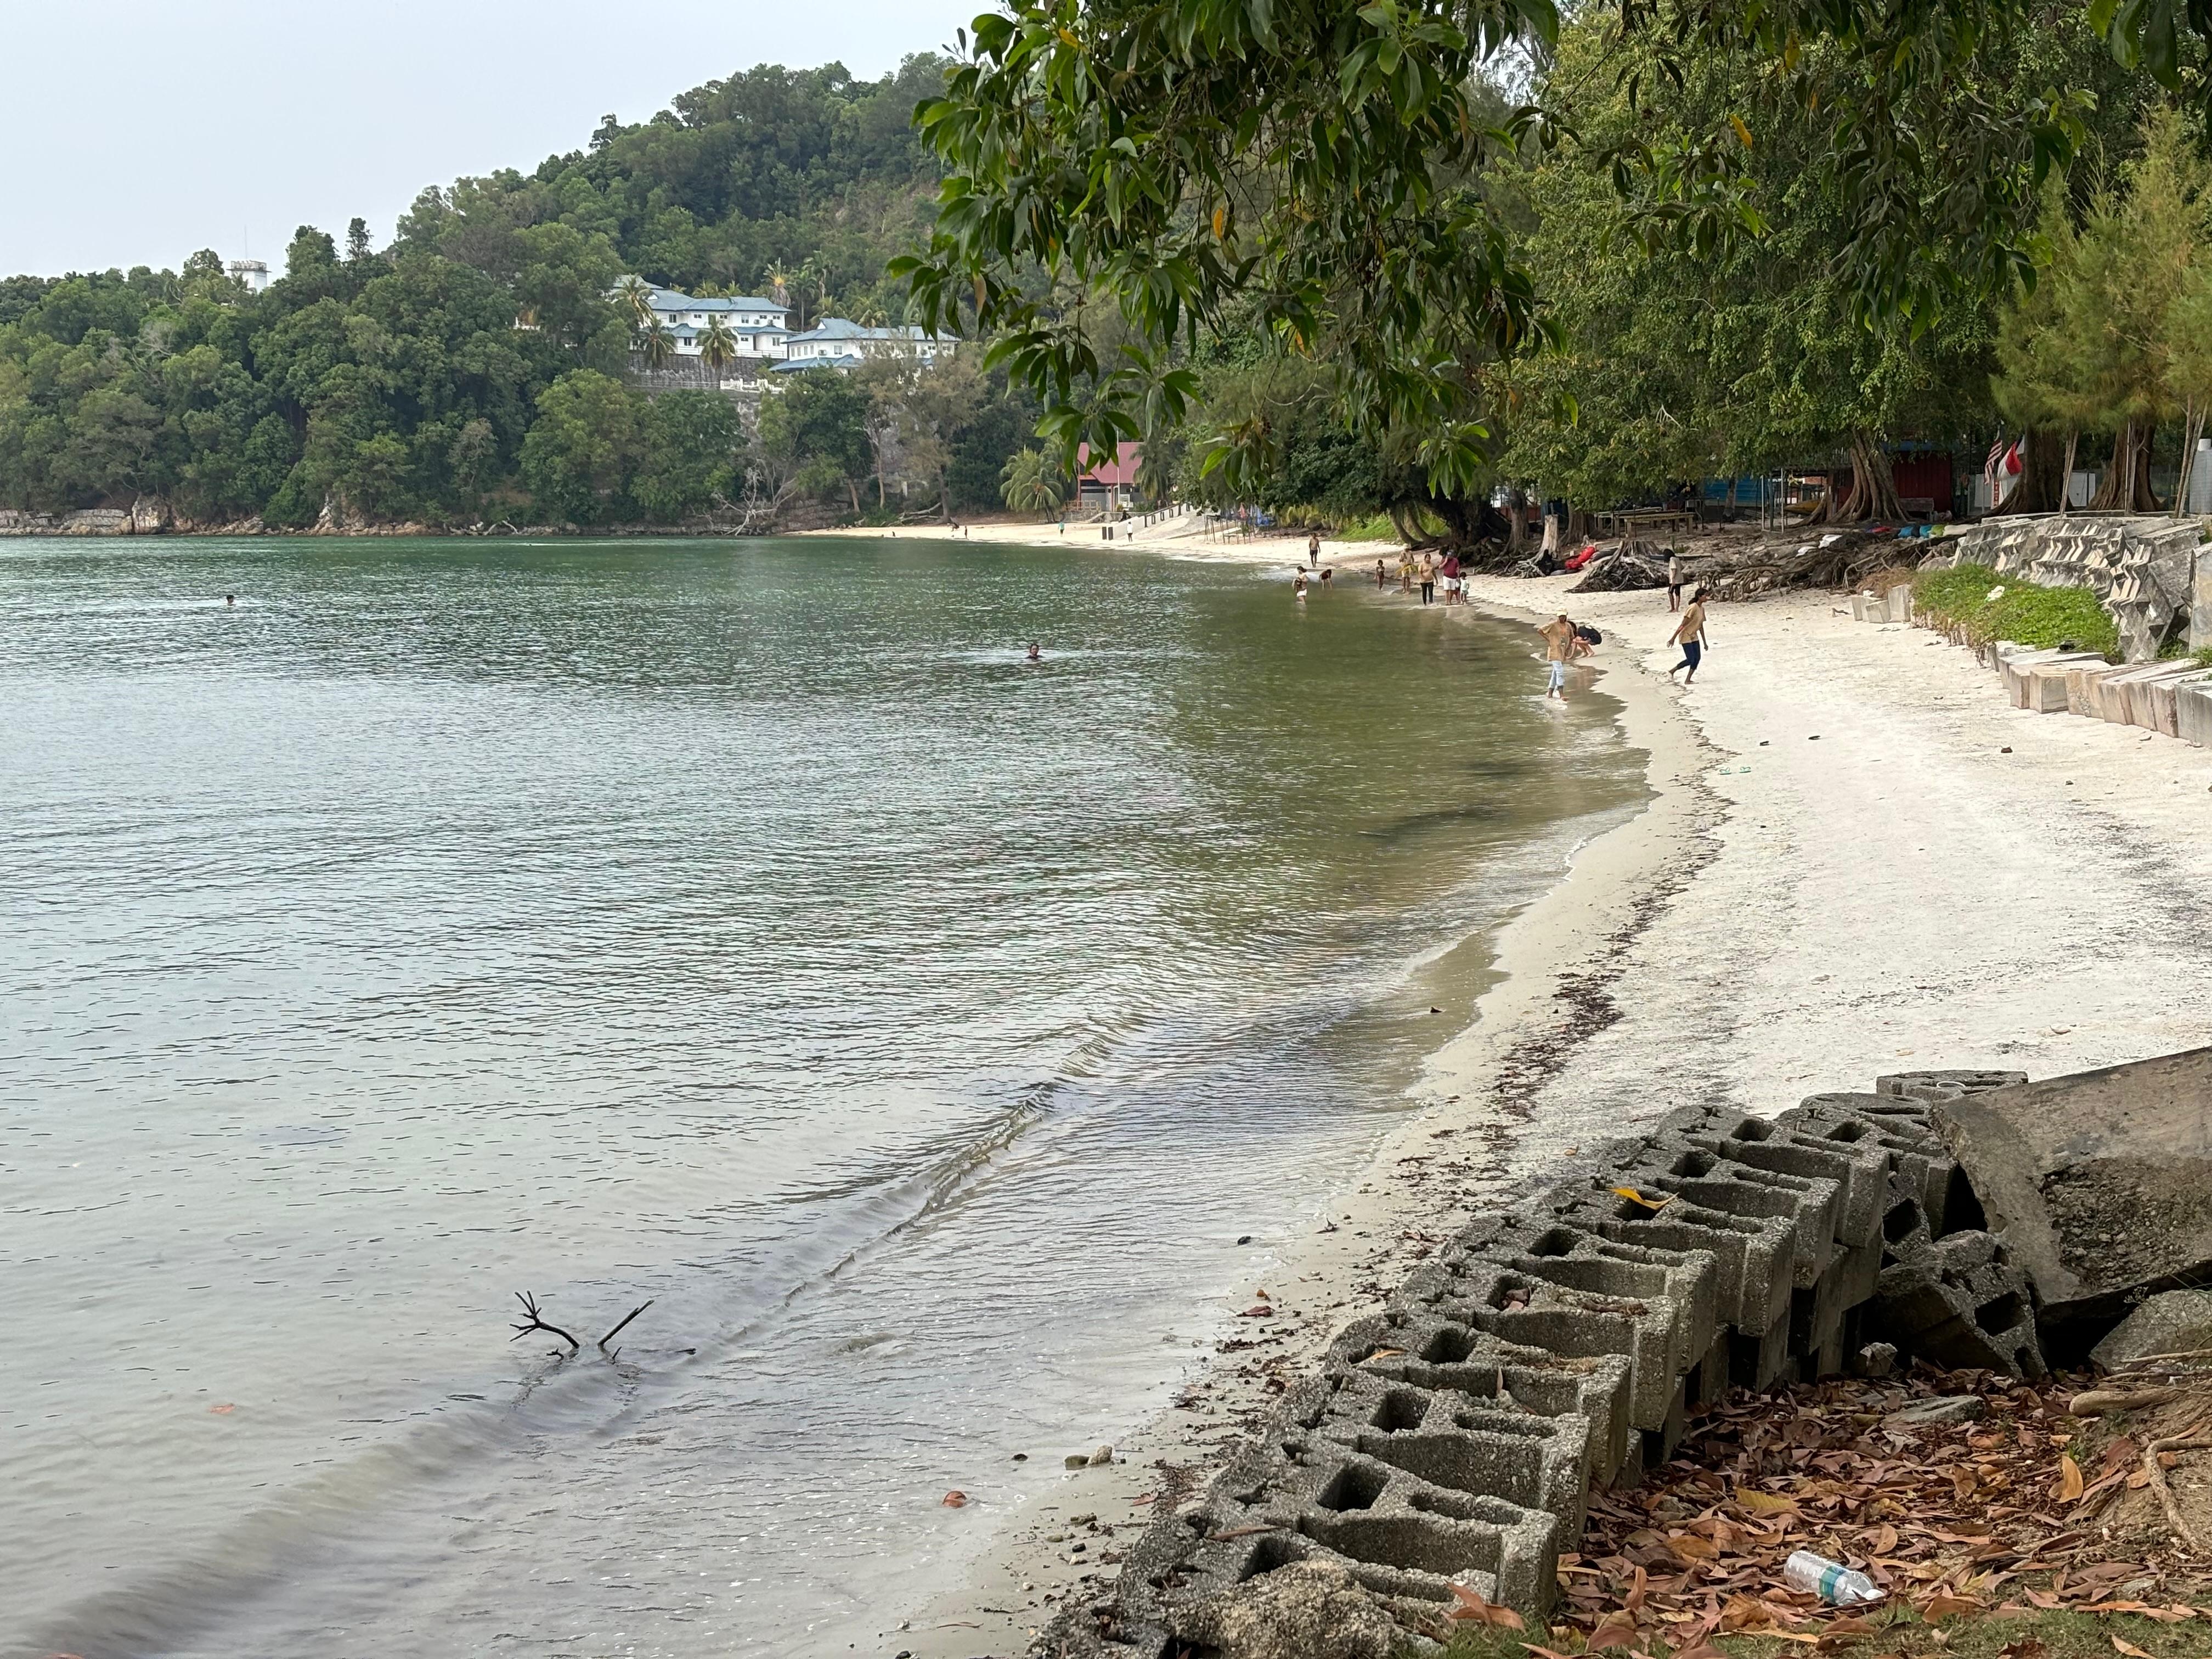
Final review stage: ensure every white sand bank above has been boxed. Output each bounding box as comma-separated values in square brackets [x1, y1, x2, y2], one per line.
[886, 566, 2212, 1658]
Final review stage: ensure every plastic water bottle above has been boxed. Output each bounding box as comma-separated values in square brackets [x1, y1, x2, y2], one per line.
[1783, 1550, 1884, 1606]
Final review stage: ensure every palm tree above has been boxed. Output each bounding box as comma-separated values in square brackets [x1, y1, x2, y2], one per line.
[855, 302, 889, 329]
[699, 314, 740, 375]
[804, 258, 832, 329]
[614, 274, 655, 330]
[763, 262, 794, 311]
[640, 320, 677, 371]
[1000, 449, 1064, 518]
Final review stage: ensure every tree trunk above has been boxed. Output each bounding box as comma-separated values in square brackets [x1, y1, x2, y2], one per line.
[1724, 476, 1740, 520]
[2060, 431, 2078, 514]
[1824, 433, 1905, 523]
[1566, 506, 1592, 540]
[2175, 407, 2206, 517]
[1987, 429, 2059, 515]
[1504, 488, 1527, 552]
[848, 477, 861, 515]
[2087, 425, 2158, 511]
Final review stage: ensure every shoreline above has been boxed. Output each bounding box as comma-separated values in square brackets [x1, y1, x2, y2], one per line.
[890, 563, 1713, 1656]
[890, 561, 2212, 1656]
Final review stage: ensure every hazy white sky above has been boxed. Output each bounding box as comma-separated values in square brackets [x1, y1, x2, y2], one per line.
[1, 0, 979, 278]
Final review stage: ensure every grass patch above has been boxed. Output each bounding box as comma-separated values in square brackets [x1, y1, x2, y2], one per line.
[1338, 512, 1407, 542]
[1911, 563, 2120, 659]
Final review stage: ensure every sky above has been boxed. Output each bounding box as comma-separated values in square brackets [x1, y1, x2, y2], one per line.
[0, 0, 979, 278]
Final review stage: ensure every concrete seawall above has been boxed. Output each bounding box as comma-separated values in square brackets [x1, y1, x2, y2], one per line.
[1039, 1070, 2040, 1659]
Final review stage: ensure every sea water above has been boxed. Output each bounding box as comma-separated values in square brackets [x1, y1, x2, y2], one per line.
[0, 535, 1644, 1656]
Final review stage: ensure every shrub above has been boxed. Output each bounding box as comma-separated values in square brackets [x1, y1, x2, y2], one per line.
[1911, 562, 2120, 659]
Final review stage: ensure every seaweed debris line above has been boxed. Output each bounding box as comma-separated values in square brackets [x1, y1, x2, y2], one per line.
[1035, 1049, 2212, 1659]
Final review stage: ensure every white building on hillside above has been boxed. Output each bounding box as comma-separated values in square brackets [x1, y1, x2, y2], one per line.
[774, 318, 955, 373]
[227, 259, 271, 294]
[637, 285, 790, 359]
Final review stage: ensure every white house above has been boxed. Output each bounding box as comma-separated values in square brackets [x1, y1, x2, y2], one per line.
[635, 285, 791, 359]
[772, 318, 955, 373]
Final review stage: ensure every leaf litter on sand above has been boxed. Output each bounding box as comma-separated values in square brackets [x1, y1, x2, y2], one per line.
[1513, 1364, 2212, 1659]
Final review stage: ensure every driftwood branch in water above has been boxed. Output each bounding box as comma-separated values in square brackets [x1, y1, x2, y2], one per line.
[599, 1300, 654, 1353]
[510, 1291, 581, 1352]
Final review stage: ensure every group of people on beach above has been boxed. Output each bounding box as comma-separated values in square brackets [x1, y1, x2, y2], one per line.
[1285, 531, 1709, 693]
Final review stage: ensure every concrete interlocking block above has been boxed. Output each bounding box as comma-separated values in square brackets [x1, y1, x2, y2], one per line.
[1299, 1367, 1593, 1535]
[1788, 1093, 1965, 1237]
[1875, 1069, 2029, 1102]
[1328, 1311, 1635, 1487]
[1035, 1063, 2048, 1656]
[1661, 1104, 1891, 1248]
[1871, 1228, 2045, 1379]
[1543, 1183, 1798, 1339]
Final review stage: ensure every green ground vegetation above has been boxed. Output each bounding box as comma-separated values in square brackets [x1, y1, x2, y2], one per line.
[1912, 562, 2123, 657]
[0, 60, 1037, 529]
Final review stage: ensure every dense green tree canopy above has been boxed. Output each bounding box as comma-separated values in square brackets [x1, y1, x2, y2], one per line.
[0, 56, 1035, 528]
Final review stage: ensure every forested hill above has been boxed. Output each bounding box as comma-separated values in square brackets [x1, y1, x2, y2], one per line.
[0, 57, 1012, 531]
[393, 57, 946, 317]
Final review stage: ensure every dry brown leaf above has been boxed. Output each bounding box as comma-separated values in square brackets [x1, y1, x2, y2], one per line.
[1996, 1641, 2049, 1659]
[1669, 1646, 1729, 1659]
[1586, 1613, 1641, 1650]
[1449, 1584, 1526, 1630]
[1520, 1646, 1576, 1659]
[1862, 1523, 1899, 1554]
[2109, 1639, 2154, 1659]
[2056, 1452, 2084, 1502]
[1739, 1490, 1798, 1515]
[1922, 1594, 1984, 1621]
[1667, 1534, 1720, 1561]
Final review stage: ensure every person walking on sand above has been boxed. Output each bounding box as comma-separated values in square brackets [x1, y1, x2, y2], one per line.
[1666, 551, 1684, 613]
[1418, 552, 1436, 606]
[1307, 533, 1320, 568]
[1539, 613, 1575, 698]
[1667, 588, 1709, 684]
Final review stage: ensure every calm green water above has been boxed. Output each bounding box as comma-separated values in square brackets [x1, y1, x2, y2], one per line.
[0, 535, 1643, 1657]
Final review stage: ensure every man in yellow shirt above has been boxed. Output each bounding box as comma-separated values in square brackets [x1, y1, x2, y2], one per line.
[1668, 590, 1709, 684]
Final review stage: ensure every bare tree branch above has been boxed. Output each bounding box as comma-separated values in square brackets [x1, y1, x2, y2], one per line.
[599, 1300, 654, 1352]
[510, 1291, 580, 1352]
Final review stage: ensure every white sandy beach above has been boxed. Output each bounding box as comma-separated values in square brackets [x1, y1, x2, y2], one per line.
[884, 537, 2212, 1658]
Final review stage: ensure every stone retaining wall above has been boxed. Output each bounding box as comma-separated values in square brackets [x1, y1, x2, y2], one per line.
[1928, 516, 2207, 661]
[1042, 1074, 2038, 1659]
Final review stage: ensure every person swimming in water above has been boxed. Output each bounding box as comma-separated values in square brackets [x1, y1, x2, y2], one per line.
[1025, 642, 1043, 661]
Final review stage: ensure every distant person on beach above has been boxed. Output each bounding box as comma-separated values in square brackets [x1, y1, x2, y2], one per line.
[1441, 552, 1462, 604]
[1026, 642, 1043, 661]
[1397, 553, 1414, 594]
[1307, 534, 1320, 568]
[1539, 613, 1576, 698]
[1293, 570, 1308, 602]
[1668, 589, 1709, 684]
[1667, 552, 1684, 612]
[1319, 566, 1333, 585]
[1375, 558, 1386, 587]
[1418, 552, 1436, 606]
